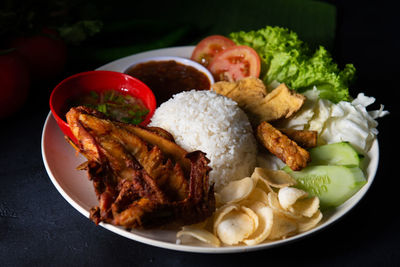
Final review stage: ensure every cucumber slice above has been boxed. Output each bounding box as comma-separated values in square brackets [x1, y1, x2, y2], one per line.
[309, 142, 363, 167]
[284, 165, 367, 209]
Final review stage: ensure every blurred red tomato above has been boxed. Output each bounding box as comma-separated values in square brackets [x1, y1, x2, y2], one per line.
[10, 30, 67, 81]
[0, 50, 30, 118]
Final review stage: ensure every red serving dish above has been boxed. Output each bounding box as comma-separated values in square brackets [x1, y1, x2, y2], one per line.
[49, 70, 156, 144]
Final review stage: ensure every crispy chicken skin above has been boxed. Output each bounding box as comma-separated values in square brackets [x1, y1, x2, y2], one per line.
[257, 121, 311, 171]
[66, 106, 215, 229]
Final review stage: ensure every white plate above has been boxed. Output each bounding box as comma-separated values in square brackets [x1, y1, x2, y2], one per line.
[41, 46, 379, 253]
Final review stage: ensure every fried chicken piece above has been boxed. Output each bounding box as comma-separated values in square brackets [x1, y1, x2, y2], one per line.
[146, 126, 175, 142]
[66, 106, 215, 228]
[257, 121, 310, 171]
[212, 77, 305, 125]
[280, 128, 318, 149]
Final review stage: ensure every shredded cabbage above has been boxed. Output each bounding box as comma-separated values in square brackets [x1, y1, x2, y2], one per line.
[279, 88, 388, 153]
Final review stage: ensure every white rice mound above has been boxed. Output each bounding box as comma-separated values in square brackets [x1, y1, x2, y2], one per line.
[149, 90, 257, 191]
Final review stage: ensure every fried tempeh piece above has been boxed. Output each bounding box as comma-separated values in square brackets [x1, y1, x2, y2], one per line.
[257, 121, 310, 171]
[280, 128, 318, 149]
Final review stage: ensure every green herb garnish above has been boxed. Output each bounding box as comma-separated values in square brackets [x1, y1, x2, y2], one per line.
[97, 103, 107, 113]
[70, 90, 148, 125]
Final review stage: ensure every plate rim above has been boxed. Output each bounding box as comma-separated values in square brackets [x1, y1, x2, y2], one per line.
[41, 46, 380, 254]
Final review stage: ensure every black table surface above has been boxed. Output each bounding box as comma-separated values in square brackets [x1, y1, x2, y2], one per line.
[1, 1, 399, 266]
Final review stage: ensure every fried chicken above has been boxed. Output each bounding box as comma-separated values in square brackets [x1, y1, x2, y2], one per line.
[66, 106, 215, 229]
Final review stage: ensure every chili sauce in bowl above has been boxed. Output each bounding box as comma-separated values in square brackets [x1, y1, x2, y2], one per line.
[124, 56, 214, 105]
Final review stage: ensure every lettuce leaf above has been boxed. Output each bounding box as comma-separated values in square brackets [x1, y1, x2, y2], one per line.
[230, 26, 355, 103]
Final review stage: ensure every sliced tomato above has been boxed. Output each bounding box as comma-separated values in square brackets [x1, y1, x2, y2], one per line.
[191, 35, 236, 67]
[208, 45, 261, 82]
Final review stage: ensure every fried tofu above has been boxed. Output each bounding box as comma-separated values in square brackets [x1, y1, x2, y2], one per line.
[257, 121, 310, 171]
[259, 83, 305, 122]
[212, 77, 305, 125]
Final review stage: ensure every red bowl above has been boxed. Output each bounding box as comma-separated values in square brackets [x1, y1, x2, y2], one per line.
[50, 70, 156, 144]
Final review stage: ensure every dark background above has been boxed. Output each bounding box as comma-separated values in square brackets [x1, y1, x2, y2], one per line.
[1, 0, 399, 266]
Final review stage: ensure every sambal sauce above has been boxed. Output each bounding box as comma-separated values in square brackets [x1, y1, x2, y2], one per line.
[125, 60, 211, 105]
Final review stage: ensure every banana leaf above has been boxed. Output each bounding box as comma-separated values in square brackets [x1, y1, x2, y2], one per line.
[67, 0, 336, 69]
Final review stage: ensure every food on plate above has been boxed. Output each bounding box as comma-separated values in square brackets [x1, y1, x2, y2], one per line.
[59, 24, 388, 248]
[149, 90, 257, 191]
[285, 165, 366, 209]
[277, 187, 308, 210]
[191, 36, 261, 82]
[212, 77, 305, 125]
[64, 89, 149, 125]
[176, 167, 322, 246]
[146, 126, 176, 142]
[218, 177, 255, 204]
[177, 225, 221, 247]
[283, 141, 366, 208]
[279, 128, 318, 149]
[125, 60, 211, 105]
[66, 106, 215, 228]
[230, 26, 355, 103]
[277, 88, 388, 152]
[240, 201, 274, 245]
[257, 121, 310, 171]
[190, 35, 236, 67]
[212, 75, 266, 97]
[251, 167, 297, 188]
[214, 204, 260, 245]
[308, 142, 362, 166]
[208, 45, 261, 82]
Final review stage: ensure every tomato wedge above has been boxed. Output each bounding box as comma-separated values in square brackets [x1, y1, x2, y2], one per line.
[191, 35, 236, 67]
[208, 45, 261, 82]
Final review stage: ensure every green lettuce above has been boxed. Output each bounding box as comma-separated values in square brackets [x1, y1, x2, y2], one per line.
[230, 26, 355, 103]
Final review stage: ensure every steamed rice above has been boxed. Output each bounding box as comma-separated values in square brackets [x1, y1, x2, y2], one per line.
[149, 90, 257, 191]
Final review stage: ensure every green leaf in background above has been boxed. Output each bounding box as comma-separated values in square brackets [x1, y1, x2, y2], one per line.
[58, 20, 103, 45]
[108, 0, 337, 51]
[63, 0, 337, 72]
[79, 24, 191, 64]
[66, 18, 194, 68]
[211, 0, 336, 50]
